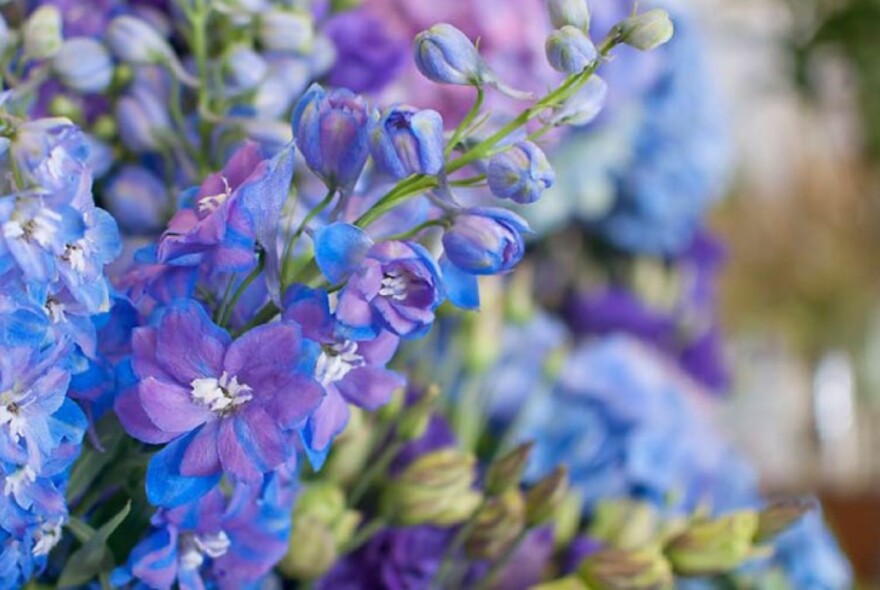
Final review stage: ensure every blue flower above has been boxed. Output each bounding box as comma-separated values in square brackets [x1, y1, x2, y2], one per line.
[488, 141, 555, 205]
[370, 106, 445, 180]
[413, 23, 483, 86]
[773, 510, 852, 590]
[292, 84, 372, 191]
[314, 223, 444, 340]
[545, 26, 598, 74]
[442, 207, 530, 275]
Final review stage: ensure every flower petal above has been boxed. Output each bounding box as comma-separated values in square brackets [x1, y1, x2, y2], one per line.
[154, 302, 229, 384]
[217, 417, 262, 483]
[223, 322, 312, 393]
[314, 222, 373, 284]
[337, 367, 404, 410]
[138, 377, 213, 435]
[179, 420, 221, 477]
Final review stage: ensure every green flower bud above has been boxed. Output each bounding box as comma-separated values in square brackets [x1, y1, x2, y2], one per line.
[279, 516, 338, 579]
[48, 95, 83, 123]
[665, 512, 760, 576]
[92, 115, 117, 142]
[551, 491, 583, 549]
[578, 547, 674, 590]
[755, 499, 813, 544]
[466, 489, 526, 560]
[530, 576, 588, 590]
[615, 9, 674, 52]
[505, 261, 536, 323]
[485, 442, 533, 496]
[258, 9, 314, 54]
[396, 385, 440, 441]
[322, 408, 373, 486]
[589, 500, 660, 551]
[525, 466, 569, 526]
[23, 6, 63, 60]
[383, 449, 482, 526]
[462, 277, 504, 372]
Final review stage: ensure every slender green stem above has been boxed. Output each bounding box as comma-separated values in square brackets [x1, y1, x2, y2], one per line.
[219, 257, 264, 328]
[450, 174, 488, 188]
[472, 529, 529, 590]
[233, 301, 280, 337]
[341, 517, 387, 554]
[347, 439, 406, 507]
[215, 272, 238, 323]
[447, 87, 485, 157]
[383, 219, 449, 241]
[281, 189, 336, 290]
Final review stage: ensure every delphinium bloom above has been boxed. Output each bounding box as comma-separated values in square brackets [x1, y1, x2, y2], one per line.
[0, 110, 119, 581]
[283, 285, 405, 464]
[117, 301, 322, 504]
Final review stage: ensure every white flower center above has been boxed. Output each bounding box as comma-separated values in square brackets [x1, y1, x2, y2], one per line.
[198, 177, 232, 214]
[315, 341, 364, 386]
[0, 393, 28, 443]
[46, 299, 65, 324]
[2, 207, 62, 248]
[4, 466, 36, 497]
[32, 521, 63, 557]
[379, 271, 409, 301]
[179, 531, 231, 570]
[190, 371, 253, 414]
[64, 242, 89, 272]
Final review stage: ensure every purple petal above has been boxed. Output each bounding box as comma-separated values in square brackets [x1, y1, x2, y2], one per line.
[180, 421, 221, 477]
[306, 386, 349, 452]
[281, 284, 334, 343]
[115, 385, 177, 444]
[155, 303, 229, 384]
[337, 367, 404, 410]
[239, 407, 286, 470]
[218, 418, 262, 482]
[356, 330, 400, 365]
[138, 377, 213, 435]
[261, 374, 325, 430]
[223, 322, 308, 393]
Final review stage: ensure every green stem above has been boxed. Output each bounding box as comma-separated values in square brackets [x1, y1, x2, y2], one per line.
[383, 219, 449, 241]
[446, 87, 485, 158]
[341, 517, 387, 554]
[219, 257, 264, 328]
[472, 529, 529, 590]
[233, 301, 280, 337]
[347, 439, 406, 507]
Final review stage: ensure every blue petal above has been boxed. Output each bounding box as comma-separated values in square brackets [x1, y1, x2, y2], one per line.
[299, 428, 329, 471]
[146, 430, 221, 508]
[314, 223, 373, 284]
[440, 256, 480, 310]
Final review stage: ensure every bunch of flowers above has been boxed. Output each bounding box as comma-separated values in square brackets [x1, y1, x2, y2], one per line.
[0, 0, 841, 589]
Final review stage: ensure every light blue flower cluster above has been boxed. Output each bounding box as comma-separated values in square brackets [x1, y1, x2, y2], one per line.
[0, 109, 120, 584]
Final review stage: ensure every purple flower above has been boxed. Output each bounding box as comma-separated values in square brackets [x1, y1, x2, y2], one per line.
[117, 301, 322, 505]
[113, 481, 294, 590]
[442, 208, 530, 275]
[316, 526, 452, 590]
[370, 105, 445, 180]
[324, 8, 408, 93]
[314, 223, 444, 340]
[291, 84, 372, 191]
[283, 285, 404, 463]
[158, 142, 294, 273]
[103, 165, 171, 236]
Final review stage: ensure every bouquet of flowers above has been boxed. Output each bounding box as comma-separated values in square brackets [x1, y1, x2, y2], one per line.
[0, 0, 850, 588]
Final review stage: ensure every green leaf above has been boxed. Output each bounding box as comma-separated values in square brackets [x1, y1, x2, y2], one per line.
[58, 501, 131, 588]
[66, 417, 126, 504]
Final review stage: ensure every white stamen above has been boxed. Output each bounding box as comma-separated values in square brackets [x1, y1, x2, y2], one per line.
[32, 521, 63, 557]
[30, 208, 63, 248]
[0, 392, 28, 443]
[46, 300, 66, 324]
[178, 535, 205, 570]
[198, 176, 233, 214]
[64, 242, 89, 273]
[315, 341, 364, 386]
[194, 531, 231, 559]
[4, 466, 36, 497]
[379, 272, 409, 301]
[190, 371, 253, 413]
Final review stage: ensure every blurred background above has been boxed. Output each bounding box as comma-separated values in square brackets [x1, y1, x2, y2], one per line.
[694, 0, 880, 582]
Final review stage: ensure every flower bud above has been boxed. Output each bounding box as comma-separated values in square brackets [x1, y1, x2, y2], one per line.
[370, 106, 445, 179]
[396, 385, 439, 441]
[589, 500, 660, 551]
[413, 23, 484, 86]
[578, 547, 673, 590]
[52, 38, 113, 93]
[547, 0, 591, 32]
[665, 512, 759, 576]
[291, 84, 371, 190]
[48, 95, 83, 122]
[546, 26, 597, 74]
[116, 86, 172, 152]
[485, 442, 533, 496]
[466, 489, 526, 560]
[532, 577, 588, 590]
[104, 165, 171, 235]
[552, 491, 583, 549]
[443, 208, 531, 276]
[106, 16, 174, 65]
[280, 482, 361, 579]
[225, 45, 268, 90]
[258, 9, 314, 54]
[615, 9, 675, 51]
[23, 6, 63, 60]
[525, 466, 569, 526]
[488, 141, 555, 204]
[322, 408, 373, 486]
[755, 499, 813, 543]
[552, 76, 607, 127]
[383, 449, 482, 527]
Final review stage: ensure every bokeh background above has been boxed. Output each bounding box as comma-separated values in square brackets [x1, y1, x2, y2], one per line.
[695, 0, 880, 581]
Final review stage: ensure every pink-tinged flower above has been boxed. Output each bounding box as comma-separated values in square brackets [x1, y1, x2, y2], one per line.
[158, 141, 294, 273]
[115, 301, 322, 506]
